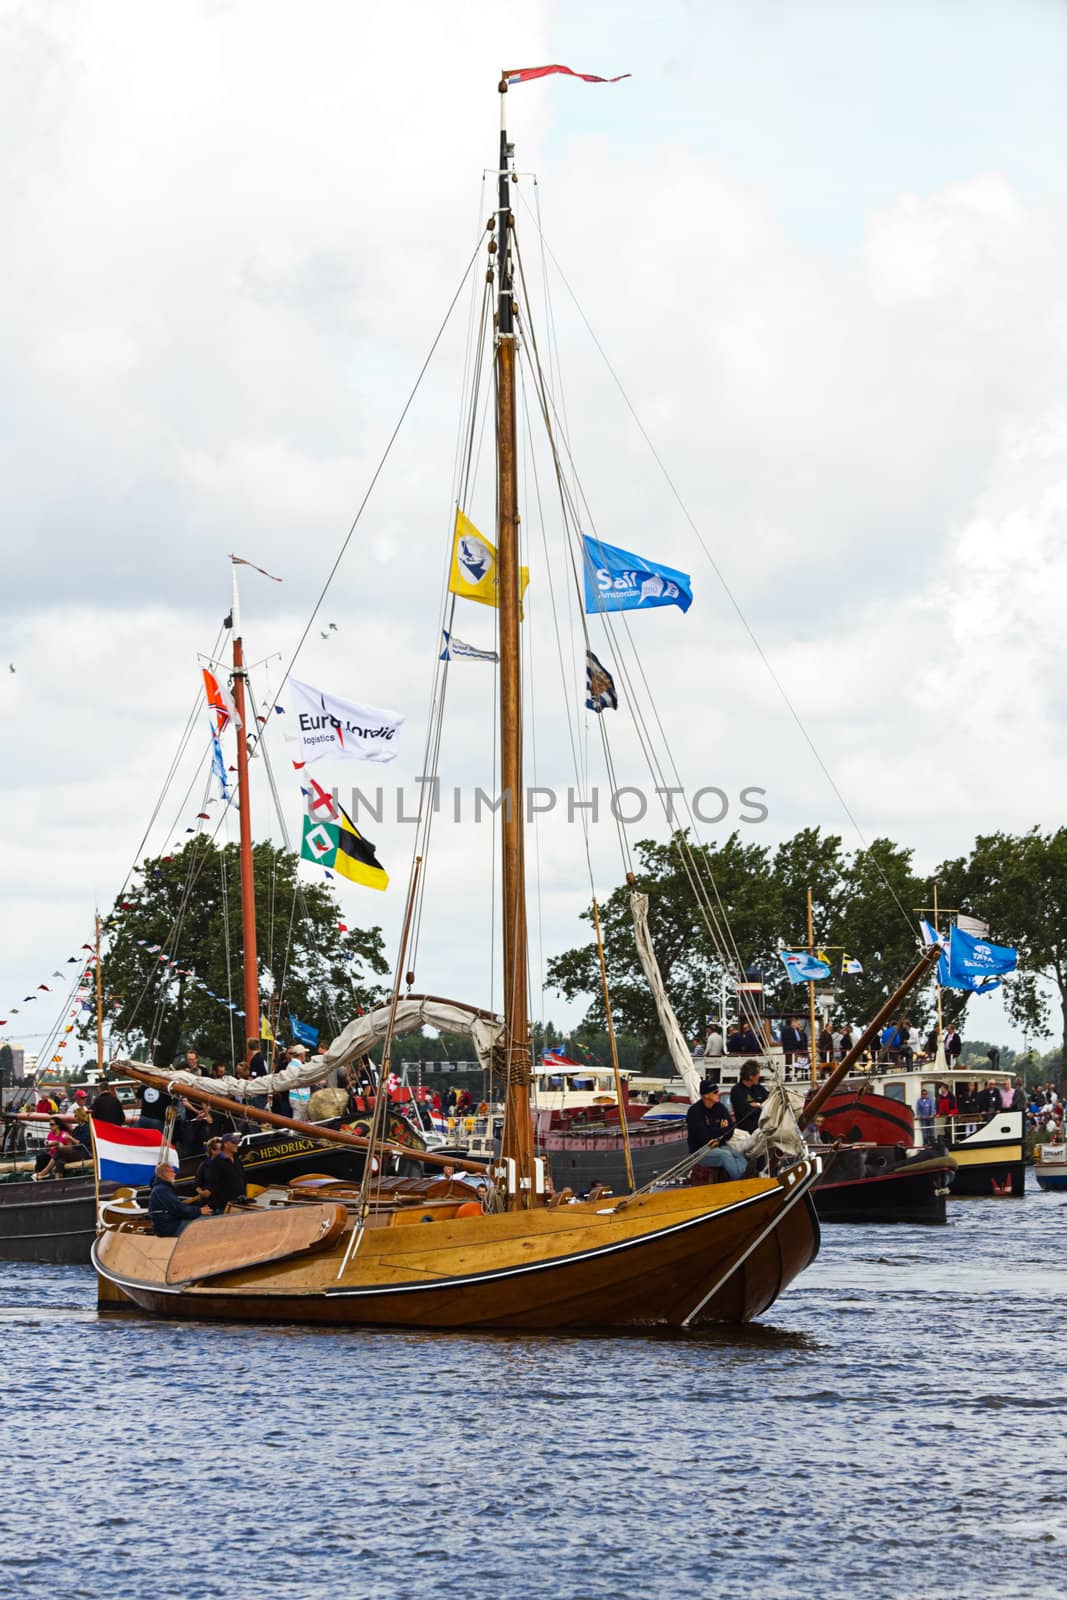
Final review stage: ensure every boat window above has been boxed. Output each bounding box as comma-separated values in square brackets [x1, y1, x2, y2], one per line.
[883, 1082, 907, 1102]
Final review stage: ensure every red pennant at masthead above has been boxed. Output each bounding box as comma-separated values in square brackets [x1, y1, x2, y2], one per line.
[504, 64, 630, 86]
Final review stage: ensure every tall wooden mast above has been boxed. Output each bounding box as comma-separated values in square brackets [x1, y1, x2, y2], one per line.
[495, 79, 534, 1204]
[95, 911, 104, 1073]
[229, 567, 260, 1053]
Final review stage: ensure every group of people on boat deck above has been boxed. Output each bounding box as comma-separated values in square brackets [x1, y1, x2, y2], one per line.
[691, 1015, 968, 1072]
[914, 1078, 1027, 1143]
[685, 1062, 769, 1182]
[147, 1131, 252, 1236]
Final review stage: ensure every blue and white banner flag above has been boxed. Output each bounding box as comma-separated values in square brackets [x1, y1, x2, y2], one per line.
[922, 920, 1002, 993]
[581, 535, 692, 615]
[947, 925, 1018, 981]
[439, 629, 498, 664]
[288, 1013, 320, 1047]
[210, 727, 230, 801]
[779, 950, 832, 984]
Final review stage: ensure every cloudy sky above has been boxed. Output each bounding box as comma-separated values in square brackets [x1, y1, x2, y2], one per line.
[2, 0, 1065, 1062]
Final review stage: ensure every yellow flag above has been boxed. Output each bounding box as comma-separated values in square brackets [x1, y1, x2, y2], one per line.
[260, 1014, 275, 1042]
[448, 508, 529, 615]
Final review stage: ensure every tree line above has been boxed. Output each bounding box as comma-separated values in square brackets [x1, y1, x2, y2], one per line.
[547, 826, 1067, 1074]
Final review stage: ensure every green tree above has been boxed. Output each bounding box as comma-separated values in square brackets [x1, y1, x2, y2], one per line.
[97, 838, 388, 1065]
[548, 830, 784, 1065]
[548, 827, 937, 1061]
[939, 828, 1067, 1083]
[834, 839, 934, 1028]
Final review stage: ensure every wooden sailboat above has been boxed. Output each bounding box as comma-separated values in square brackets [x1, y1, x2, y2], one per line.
[94, 78, 938, 1330]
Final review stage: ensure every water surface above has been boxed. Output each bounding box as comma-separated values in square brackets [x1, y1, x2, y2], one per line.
[2, 1193, 1063, 1600]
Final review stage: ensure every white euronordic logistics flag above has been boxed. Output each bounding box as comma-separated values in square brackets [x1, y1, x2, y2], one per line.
[286, 676, 405, 765]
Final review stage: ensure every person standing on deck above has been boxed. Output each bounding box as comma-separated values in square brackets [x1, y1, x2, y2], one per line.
[915, 1087, 936, 1146]
[203, 1132, 252, 1213]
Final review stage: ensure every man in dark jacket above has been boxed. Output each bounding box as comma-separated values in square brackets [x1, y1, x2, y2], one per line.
[203, 1132, 252, 1214]
[685, 1081, 746, 1180]
[147, 1165, 211, 1237]
[730, 1062, 769, 1134]
[91, 1084, 125, 1125]
[780, 1018, 806, 1064]
[729, 1024, 761, 1055]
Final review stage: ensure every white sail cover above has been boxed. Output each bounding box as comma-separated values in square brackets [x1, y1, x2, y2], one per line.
[629, 891, 703, 1102]
[322, 996, 504, 1073]
[629, 891, 806, 1163]
[113, 997, 505, 1101]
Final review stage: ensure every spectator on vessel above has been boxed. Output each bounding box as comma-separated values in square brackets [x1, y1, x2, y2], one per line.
[705, 1024, 724, 1058]
[936, 1084, 957, 1116]
[136, 1083, 169, 1131]
[817, 1026, 834, 1065]
[91, 1082, 125, 1126]
[211, 1061, 229, 1079]
[879, 1023, 900, 1063]
[780, 1017, 806, 1065]
[923, 1026, 939, 1058]
[247, 1038, 268, 1077]
[194, 1136, 223, 1199]
[980, 1080, 1000, 1115]
[803, 1113, 827, 1146]
[691, 1035, 705, 1059]
[175, 1098, 213, 1158]
[943, 1025, 962, 1066]
[147, 1164, 211, 1237]
[34, 1118, 82, 1179]
[897, 1018, 915, 1069]
[724, 1022, 742, 1053]
[203, 1131, 251, 1213]
[730, 1061, 769, 1134]
[35, 1088, 57, 1115]
[685, 1080, 746, 1182]
[915, 1086, 935, 1145]
[1011, 1079, 1026, 1113]
[838, 1025, 854, 1058]
[998, 1081, 1014, 1111]
[732, 1021, 761, 1056]
[181, 1049, 201, 1074]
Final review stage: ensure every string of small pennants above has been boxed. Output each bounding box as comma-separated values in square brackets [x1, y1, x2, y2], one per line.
[129, 941, 249, 1020]
[0, 944, 99, 1065]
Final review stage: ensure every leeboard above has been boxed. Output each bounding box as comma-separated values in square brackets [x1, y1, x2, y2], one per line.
[165, 1202, 348, 1285]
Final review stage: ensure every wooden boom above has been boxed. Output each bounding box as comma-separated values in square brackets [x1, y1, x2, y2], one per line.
[801, 944, 942, 1125]
[116, 1062, 489, 1177]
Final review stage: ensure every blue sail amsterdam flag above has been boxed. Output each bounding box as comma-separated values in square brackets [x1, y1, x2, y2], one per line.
[581, 535, 692, 615]
[779, 950, 832, 984]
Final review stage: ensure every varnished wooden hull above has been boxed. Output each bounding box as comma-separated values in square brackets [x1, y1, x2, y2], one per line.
[94, 1158, 821, 1330]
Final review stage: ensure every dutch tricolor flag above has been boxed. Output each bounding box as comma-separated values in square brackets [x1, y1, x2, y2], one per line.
[91, 1120, 176, 1187]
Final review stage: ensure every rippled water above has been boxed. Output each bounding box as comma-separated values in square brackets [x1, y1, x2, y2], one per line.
[2, 1193, 1064, 1600]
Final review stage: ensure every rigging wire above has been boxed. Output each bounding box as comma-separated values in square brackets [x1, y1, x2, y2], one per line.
[517, 193, 918, 936]
[513, 233, 747, 982]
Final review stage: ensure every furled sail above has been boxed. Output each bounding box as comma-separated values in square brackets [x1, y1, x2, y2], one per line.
[629, 891, 703, 1101]
[112, 997, 506, 1101]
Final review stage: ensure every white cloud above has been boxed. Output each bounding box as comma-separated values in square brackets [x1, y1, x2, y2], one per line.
[3, 1, 1066, 1057]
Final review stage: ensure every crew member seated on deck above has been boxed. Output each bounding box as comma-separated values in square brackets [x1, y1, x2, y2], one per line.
[730, 1061, 769, 1134]
[686, 1080, 747, 1182]
[147, 1164, 211, 1237]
